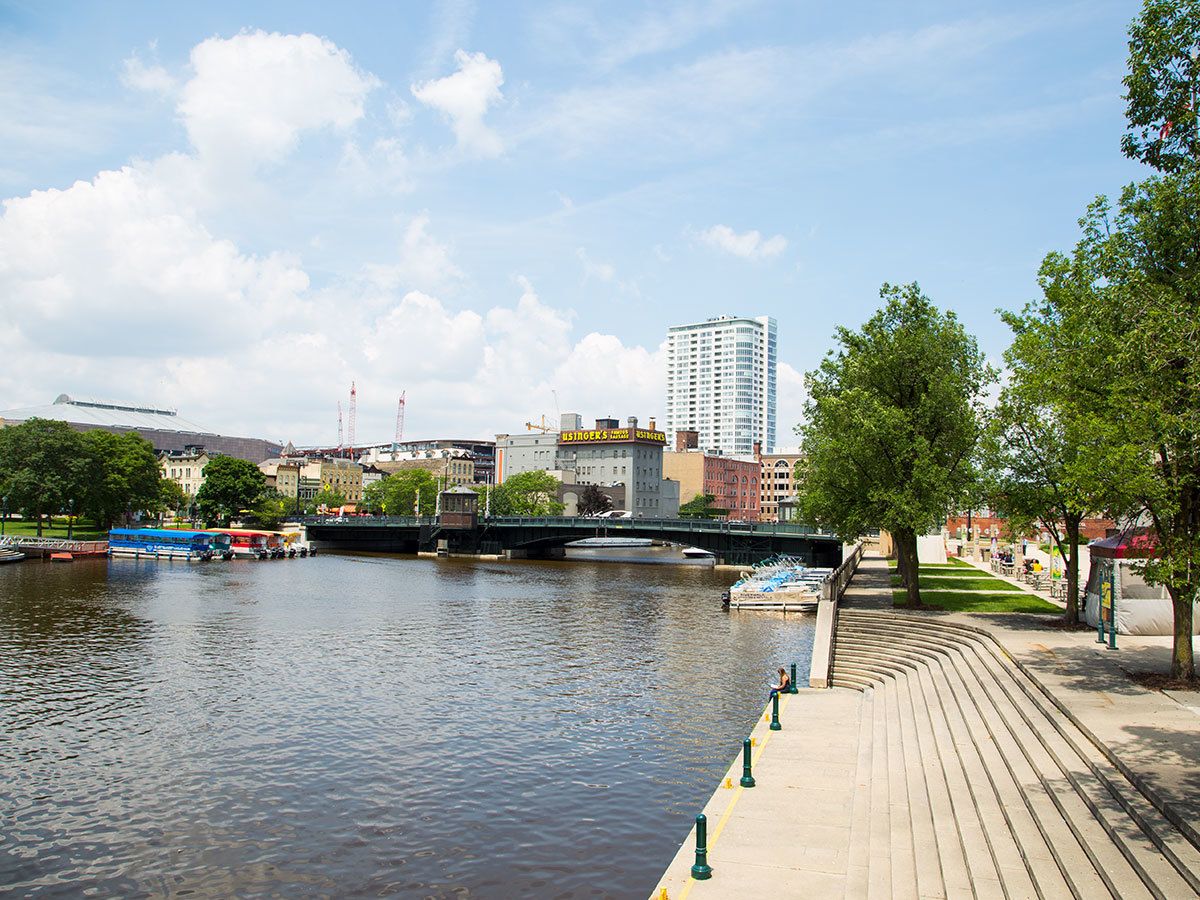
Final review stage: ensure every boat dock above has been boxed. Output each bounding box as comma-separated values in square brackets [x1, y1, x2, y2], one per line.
[0, 537, 108, 559]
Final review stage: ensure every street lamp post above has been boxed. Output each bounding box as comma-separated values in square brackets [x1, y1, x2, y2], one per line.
[67, 498, 74, 540]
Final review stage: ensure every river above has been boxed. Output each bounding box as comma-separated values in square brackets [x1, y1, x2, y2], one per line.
[1, 551, 815, 898]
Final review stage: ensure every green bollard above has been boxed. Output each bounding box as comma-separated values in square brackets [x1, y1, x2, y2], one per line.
[740, 738, 756, 788]
[770, 692, 782, 731]
[788, 662, 799, 693]
[691, 814, 713, 880]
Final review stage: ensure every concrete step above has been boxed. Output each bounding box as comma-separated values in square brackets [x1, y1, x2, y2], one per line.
[867, 673, 893, 900]
[949, 630, 1195, 899]
[847, 615, 1200, 896]
[846, 687, 876, 898]
[882, 677, 919, 899]
[835, 609, 1200, 899]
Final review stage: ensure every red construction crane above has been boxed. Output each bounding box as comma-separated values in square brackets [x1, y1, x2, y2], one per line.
[395, 391, 406, 443]
[347, 381, 357, 450]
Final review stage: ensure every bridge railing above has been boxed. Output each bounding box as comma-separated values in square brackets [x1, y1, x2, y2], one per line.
[297, 513, 831, 537]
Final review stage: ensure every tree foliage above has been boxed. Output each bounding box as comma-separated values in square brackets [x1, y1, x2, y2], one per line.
[1122, 0, 1200, 171]
[250, 491, 291, 527]
[195, 455, 267, 524]
[488, 471, 564, 516]
[0, 419, 85, 536]
[1042, 168, 1200, 679]
[78, 430, 164, 529]
[795, 283, 993, 607]
[364, 469, 439, 515]
[678, 493, 727, 519]
[577, 483, 613, 516]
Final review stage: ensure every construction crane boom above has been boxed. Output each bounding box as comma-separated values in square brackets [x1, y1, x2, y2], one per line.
[524, 415, 556, 433]
[337, 401, 343, 448]
[347, 381, 357, 450]
[395, 392, 406, 443]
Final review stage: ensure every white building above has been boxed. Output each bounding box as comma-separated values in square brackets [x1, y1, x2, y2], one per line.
[665, 315, 777, 455]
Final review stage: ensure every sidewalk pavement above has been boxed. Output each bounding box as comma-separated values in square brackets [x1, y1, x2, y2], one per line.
[652, 688, 864, 899]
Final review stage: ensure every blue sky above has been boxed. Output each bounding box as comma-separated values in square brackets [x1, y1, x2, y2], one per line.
[0, 1, 1146, 446]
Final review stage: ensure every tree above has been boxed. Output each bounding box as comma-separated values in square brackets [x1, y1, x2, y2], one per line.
[1122, 0, 1200, 171]
[365, 469, 438, 515]
[0, 418, 86, 536]
[78, 430, 164, 529]
[1043, 169, 1200, 680]
[250, 491, 291, 527]
[311, 488, 347, 511]
[489, 471, 564, 517]
[577, 484, 612, 516]
[195, 455, 267, 524]
[159, 478, 187, 519]
[795, 283, 993, 607]
[678, 493, 727, 519]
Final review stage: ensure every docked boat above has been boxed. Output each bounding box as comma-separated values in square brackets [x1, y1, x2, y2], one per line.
[723, 556, 834, 610]
[108, 528, 231, 561]
[210, 529, 284, 559]
[0, 548, 25, 564]
[681, 547, 714, 558]
[568, 537, 653, 548]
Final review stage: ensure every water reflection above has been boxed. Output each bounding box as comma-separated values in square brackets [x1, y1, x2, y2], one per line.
[1, 553, 814, 897]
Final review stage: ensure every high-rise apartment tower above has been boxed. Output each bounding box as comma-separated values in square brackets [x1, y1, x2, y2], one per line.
[665, 315, 777, 455]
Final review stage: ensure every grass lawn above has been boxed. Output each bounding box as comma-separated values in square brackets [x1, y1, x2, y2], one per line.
[0, 518, 108, 540]
[890, 575, 1023, 592]
[886, 558, 972, 569]
[892, 590, 1061, 613]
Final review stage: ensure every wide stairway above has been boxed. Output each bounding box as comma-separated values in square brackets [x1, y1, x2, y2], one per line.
[832, 608, 1200, 899]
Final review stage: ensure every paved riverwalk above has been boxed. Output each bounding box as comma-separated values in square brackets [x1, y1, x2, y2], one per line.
[653, 554, 1200, 899]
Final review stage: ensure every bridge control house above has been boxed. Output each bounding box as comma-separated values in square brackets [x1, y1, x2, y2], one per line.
[556, 415, 670, 516]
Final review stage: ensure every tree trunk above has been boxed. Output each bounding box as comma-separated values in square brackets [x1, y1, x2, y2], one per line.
[36, 510, 43, 537]
[1168, 585, 1196, 681]
[1064, 517, 1081, 625]
[894, 535, 909, 588]
[896, 528, 922, 608]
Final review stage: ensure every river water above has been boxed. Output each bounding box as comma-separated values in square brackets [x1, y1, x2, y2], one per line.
[1, 551, 815, 898]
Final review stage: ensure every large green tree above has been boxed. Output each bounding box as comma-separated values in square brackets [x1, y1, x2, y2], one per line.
[1122, 0, 1200, 171]
[795, 283, 993, 607]
[1044, 169, 1200, 680]
[0, 419, 86, 536]
[78, 430, 164, 529]
[195, 455, 267, 524]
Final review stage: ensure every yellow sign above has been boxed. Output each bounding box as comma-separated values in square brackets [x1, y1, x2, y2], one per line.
[559, 428, 666, 444]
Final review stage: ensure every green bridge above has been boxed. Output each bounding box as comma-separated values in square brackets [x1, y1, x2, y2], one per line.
[302, 515, 844, 567]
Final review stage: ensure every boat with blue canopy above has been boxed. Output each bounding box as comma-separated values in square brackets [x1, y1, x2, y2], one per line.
[108, 528, 231, 561]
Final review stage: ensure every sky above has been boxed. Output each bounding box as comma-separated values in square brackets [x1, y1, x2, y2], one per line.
[0, 0, 1148, 448]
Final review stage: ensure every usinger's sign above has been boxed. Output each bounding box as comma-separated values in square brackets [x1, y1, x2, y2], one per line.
[559, 428, 667, 444]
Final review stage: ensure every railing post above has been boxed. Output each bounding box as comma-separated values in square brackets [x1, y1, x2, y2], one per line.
[740, 738, 756, 787]
[788, 663, 799, 693]
[690, 814, 713, 880]
[770, 693, 781, 731]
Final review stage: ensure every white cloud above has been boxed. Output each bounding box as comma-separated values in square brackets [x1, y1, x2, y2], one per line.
[120, 55, 177, 96]
[179, 30, 379, 166]
[0, 164, 309, 357]
[695, 224, 787, 261]
[411, 49, 504, 157]
[364, 213, 463, 293]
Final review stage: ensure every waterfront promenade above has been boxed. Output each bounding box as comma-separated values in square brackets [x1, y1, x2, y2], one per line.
[653, 554, 1200, 898]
